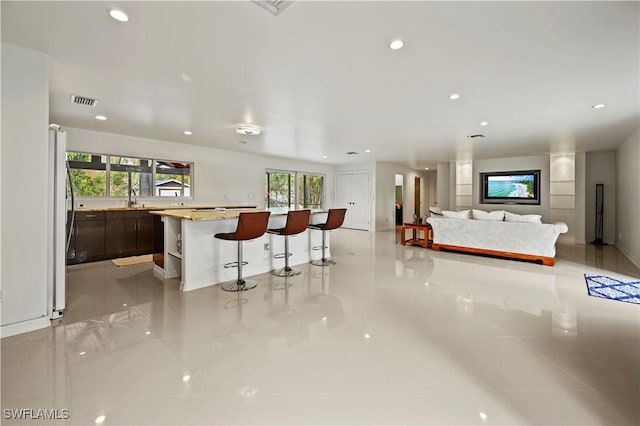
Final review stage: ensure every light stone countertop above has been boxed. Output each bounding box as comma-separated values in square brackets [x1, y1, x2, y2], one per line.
[150, 208, 327, 221]
[73, 205, 257, 213]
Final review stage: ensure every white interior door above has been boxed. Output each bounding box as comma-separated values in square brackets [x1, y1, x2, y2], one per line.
[335, 172, 370, 231]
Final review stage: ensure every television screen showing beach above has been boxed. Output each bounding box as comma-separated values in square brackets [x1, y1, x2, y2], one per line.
[487, 175, 535, 198]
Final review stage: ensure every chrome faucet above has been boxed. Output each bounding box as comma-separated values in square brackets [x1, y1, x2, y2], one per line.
[127, 170, 137, 207]
[128, 188, 137, 207]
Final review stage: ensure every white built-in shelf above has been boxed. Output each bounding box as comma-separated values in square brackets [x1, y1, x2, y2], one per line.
[168, 251, 182, 259]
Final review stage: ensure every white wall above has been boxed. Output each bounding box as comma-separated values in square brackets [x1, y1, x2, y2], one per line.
[65, 127, 336, 210]
[574, 152, 586, 244]
[375, 162, 430, 230]
[585, 151, 616, 244]
[616, 127, 640, 268]
[473, 155, 551, 220]
[436, 162, 450, 210]
[1, 44, 50, 333]
[422, 171, 437, 212]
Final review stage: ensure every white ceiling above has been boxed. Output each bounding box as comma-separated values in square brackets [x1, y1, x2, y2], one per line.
[2, 1, 639, 168]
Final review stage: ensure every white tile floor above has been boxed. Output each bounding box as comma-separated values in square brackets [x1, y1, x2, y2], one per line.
[2, 229, 640, 425]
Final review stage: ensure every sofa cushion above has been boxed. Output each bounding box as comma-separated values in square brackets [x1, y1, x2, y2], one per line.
[504, 211, 542, 224]
[442, 209, 470, 219]
[472, 209, 504, 221]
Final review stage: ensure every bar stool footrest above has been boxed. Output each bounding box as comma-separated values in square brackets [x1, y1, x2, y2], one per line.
[224, 261, 248, 269]
[273, 252, 292, 259]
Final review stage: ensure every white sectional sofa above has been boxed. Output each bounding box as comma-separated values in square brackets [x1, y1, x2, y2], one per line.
[426, 213, 568, 266]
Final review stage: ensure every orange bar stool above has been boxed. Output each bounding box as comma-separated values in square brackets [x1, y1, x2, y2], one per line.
[214, 211, 271, 292]
[309, 208, 347, 267]
[267, 209, 311, 277]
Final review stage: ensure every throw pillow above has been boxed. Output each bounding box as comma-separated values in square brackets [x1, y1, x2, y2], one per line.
[504, 211, 542, 224]
[442, 209, 471, 219]
[472, 209, 504, 221]
[429, 206, 443, 216]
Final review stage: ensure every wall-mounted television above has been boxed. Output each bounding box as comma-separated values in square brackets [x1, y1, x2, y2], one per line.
[480, 170, 541, 205]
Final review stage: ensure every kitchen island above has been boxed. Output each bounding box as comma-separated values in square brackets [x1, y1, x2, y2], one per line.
[150, 209, 330, 291]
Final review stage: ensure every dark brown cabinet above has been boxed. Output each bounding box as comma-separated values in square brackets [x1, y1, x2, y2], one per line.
[105, 211, 154, 258]
[68, 211, 106, 263]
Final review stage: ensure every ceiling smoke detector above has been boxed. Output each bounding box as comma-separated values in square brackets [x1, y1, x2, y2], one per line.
[236, 124, 262, 136]
[467, 134, 485, 139]
[253, 0, 294, 16]
[70, 94, 98, 107]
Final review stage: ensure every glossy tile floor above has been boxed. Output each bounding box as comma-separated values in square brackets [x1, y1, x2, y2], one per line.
[2, 230, 640, 425]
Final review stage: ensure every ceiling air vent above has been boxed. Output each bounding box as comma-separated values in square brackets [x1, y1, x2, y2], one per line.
[252, 0, 294, 16]
[467, 134, 485, 139]
[70, 94, 98, 107]
[346, 151, 358, 155]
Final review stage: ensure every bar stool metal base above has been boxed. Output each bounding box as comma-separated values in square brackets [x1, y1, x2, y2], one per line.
[221, 279, 258, 292]
[271, 266, 301, 277]
[310, 258, 336, 267]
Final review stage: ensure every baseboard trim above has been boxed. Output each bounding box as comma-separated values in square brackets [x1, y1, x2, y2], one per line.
[557, 235, 575, 244]
[616, 245, 640, 270]
[1, 317, 50, 338]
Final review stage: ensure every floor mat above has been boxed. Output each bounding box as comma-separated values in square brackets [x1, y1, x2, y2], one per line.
[111, 254, 154, 267]
[584, 274, 640, 305]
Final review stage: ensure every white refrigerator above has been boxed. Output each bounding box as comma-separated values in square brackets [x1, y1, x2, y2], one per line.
[48, 129, 66, 320]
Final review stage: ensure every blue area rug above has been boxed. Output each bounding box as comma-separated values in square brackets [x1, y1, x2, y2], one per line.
[584, 274, 640, 305]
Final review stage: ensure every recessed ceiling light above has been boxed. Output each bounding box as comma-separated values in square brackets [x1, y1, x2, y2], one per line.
[322, 155, 328, 159]
[108, 9, 129, 22]
[94, 115, 107, 121]
[480, 121, 488, 126]
[389, 40, 404, 50]
[145, 331, 151, 335]
[424, 167, 429, 170]
[183, 130, 192, 135]
[365, 149, 371, 153]
[182, 374, 191, 382]
[235, 124, 262, 136]
[592, 104, 606, 109]
[79, 351, 87, 356]
[95, 415, 106, 425]
[449, 94, 460, 100]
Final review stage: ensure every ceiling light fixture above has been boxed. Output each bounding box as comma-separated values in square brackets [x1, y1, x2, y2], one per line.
[94, 115, 107, 121]
[183, 130, 192, 135]
[236, 124, 262, 136]
[480, 121, 488, 126]
[389, 40, 404, 50]
[108, 9, 129, 22]
[322, 155, 328, 159]
[449, 93, 460, 100]
[592, 104, 606, 109]
[365, 149, 371, 153]
[424, 167, 429, 170]
[95, 415, 106, 425]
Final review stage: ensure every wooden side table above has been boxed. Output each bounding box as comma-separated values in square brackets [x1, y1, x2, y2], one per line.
[400, 222, 433, 248]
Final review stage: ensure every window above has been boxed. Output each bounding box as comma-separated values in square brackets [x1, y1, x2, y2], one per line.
[155, 161, 192, 197]
[66, 152, 107, 196]
[66, 151, 193, 199]
[265, 170, 324, 210]
[109, 157, 153, 197]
